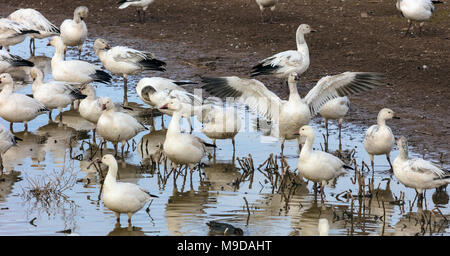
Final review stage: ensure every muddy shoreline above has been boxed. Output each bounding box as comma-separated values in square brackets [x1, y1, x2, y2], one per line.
[1, 0, 448, 163]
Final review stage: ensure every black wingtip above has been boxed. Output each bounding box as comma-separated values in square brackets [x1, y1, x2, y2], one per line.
[203, 142, 217, 148]
[343, 165, 354, 170]
[140, 58, 166, 72]
[92, 70, 112, 84]
[117, 0, 127, 4]
[11, 58, 34, 67]
[14, 136, 23, 142]
[21, 29, 40, 35]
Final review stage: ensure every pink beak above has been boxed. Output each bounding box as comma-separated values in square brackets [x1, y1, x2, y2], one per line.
[159, 103, 169, 110]
[101, 104, 106, 110]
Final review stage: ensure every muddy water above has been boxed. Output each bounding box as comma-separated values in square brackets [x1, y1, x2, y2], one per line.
[0, 38, 448, 236]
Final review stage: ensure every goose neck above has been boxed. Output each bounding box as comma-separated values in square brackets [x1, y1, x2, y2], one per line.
[104, 161, 119, 185]
[167, 110, 182, 136]
[288, 81, 300, 102]
[299, 135, 314, 158]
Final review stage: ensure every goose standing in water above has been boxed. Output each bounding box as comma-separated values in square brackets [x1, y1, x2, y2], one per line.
[78, 84, 104, 142]
[255, 0, 279, 23]
[319, 96, 350, 152]
[7, 8, 60, 55]
[396, 0, 441, 36]
[30, 67, 86, 121]
[93, 38, 166, 106]
[47, 36, 112, 84]
[159, 97, 214, 172]
[296, 125, 349, 200]
[393, 136, 450, 205]
[364, 108, 400, 171]
[136, 77, 200, 130]
[198, 104, 241, 153]
[0, 123, 21, 174]
[0, 48, 34, 73]
[96, 97, 148, 157]
[202, 72, 385, 154]
[60, 6, 88, 59]
[0, 73, 48, 132]
[99, 154, 158, 224]
[118, 0, 156, 23]
[0, 18, 39, 52]
[251, 24, 315, 80]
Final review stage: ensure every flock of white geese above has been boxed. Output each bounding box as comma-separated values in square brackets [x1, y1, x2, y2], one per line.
[0, 0, 448, 225]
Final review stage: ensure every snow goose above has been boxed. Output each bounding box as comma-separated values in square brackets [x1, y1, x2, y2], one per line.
[319, 96, 350, 150]
[198, 104, 241, 152]
[30, 67, 86, 121]
[99, 154, 158, 224]
[47, 36, 112, 84]
[0, 48, 34, 73]
[396, 0, 441, 36]
[0, 123, 21, 173]
[7, 8, 60, 55]
[255, 0, 279, 23]
[118, 0, 156, 23]
[202, 72, 385, 154]
[96, 97, 148, 157]
[60, 6, 88, 59]
[78, 84, 103, 141]
[136, 77, 200, 130]
[250, 24, 315, 79]
[93, 38, 166, 105]
[364, 108, 400, 171]
[159, 97, 214, 171]
[0, 73, 48, 132]
[393, 136, 450, 205]
[0, 18, 38, 52]
[295, 125, 349, 200]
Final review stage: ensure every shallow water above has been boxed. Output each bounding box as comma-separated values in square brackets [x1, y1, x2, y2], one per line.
[0, 38, 448, 236]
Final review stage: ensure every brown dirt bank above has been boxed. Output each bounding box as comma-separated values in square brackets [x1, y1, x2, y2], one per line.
[1, 0, 449, 164]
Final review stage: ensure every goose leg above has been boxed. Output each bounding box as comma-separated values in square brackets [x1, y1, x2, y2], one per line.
[64, 46, 67, 60]
[24, 122, 28, 132]
[92, 128, 97, 144]
[232, 137, 236, 152]
[281, 138, 285, 156]
[187, 117, 193, 134]
[369, 154, 374, 171]
[59, 107, 63, 122]
[123, 75, 128, 106]
[324, 118, 329, 152]
[9, 122, 13, 132]
[121, 142, 125, 159]
[114, 143, 118, 157]
[386, 153, 393, 171]
[0, 155, 3, 176]
[29, 39, 33, 56]
[33, 38, 36, 54]
[115, 212, 120, 223]
[161, 114, 165, 129]
[78, 45, 82, 60]
[48, 110, 53, 121]
[127, 213, 132, 224]
[404, 20, 412, 37]
[338, 119, 343, 153]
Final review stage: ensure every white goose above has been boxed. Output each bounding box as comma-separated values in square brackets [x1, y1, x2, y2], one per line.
[255, 0, 279, 23]
[0, 73, 48, 132]
[30, 67, 86, 121]
[198, 104, 241, 152]
[7, 8, 60, 55]
[250, 24, 315, 79]
[0, 48, 34, 73]
[78, 84, 103, 141]
[159, 97, 213, 171]
[96, 97, 148, 157]
[396, 0, 440, 36]
[60, 6, 88, 59]
[93, 38, 166, 105]
[0, 123, 21, 173]
[319, 96, 350, 144]
[47, 36, 112, 84]
[136, 77, 200, 130]
[202, 72, 385, 154]
[393, 136, 450, 204]
[296, 125, 349, 199]
[99, 154, 158, 224]
[118, 0, 156, 23]
[0, 18, 38, 52]
[364, 108, 400, 170]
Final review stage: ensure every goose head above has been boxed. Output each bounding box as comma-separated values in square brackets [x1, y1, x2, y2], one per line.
[396, 136, 409, 158]
[297, 24, 316, 35]
[80, 84, 96, 97]
[101, 154, 116, 167]
[29, 67, 44, 82]
[0, 73, 14, 87]
[288, 72, 300, 84]
[74, 6, 89, 21]
[93, 38, 111, 53]
[378, 108, 399, 121]
[47, 36, 65, 48]
[295, 125, 315, 139]
[101, 97, 114, 111]
[158, 96, 182, 112]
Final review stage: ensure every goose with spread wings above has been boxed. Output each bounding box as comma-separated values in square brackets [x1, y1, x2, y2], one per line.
[0, 18, 39, 52]
[7, 8, 60, 55]
[202, 71, 385, 154]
